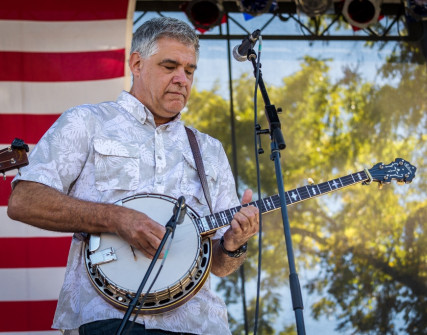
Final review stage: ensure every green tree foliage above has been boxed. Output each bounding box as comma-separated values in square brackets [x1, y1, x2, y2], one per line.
[184, 48, 426, 334]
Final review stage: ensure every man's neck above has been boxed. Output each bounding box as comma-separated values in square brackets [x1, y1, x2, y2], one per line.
[153, 113, 178, 127]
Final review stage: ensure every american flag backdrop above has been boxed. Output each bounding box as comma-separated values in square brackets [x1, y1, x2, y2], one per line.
[0, 0, 135, 333]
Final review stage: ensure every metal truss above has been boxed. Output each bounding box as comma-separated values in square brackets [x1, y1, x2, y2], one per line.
[134, 1, 421, 41]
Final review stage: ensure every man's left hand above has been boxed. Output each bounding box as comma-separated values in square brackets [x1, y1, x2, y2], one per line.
[222, 189, 259, 251]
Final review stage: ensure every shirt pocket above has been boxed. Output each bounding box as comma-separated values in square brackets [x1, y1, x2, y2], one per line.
[180, 151, 218, 214]
[93, 138, 140, 191]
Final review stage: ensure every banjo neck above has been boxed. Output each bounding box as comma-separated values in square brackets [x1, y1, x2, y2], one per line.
[196, 156, 418, 235]
[196, 169, 372, 235]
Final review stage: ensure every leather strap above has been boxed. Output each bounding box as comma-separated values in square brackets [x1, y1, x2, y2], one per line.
[185, 127, 213, 214]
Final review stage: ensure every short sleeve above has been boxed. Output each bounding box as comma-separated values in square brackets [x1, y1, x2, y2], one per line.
[12, 107, 93, 194]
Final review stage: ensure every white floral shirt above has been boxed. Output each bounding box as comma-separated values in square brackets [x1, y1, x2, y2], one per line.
[13, 91, 240, 335]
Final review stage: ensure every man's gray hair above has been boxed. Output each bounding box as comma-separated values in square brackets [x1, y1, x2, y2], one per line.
[131, 17, 200, 59]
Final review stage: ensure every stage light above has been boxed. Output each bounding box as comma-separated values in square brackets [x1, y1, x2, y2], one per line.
[296, 0, 332, 17]
[235, 0, 277, 16]
[406, 0, 427, 21]
[183, 0, 224, 30]
[342, 0, 382, 29]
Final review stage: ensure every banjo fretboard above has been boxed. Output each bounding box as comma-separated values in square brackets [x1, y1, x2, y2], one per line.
[196, 170, 369, 234]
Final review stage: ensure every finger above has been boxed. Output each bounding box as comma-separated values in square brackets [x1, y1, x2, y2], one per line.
[231, 212, 256, 234]
[147, 230, 167, 255]
[239, 207, 259, 227]
[241, 189, 253, 205]
[142, 215, 166, 236]
[234, 210, 252, 226]
[137, 237, 165, 259]
[234, 204, 258, 222]
[240, 204, 258, 217]
[140, 248, 164, 260]
[150, 224, 167, 240]
[137, 245, 155, 259]
[229, 217, 244, 235]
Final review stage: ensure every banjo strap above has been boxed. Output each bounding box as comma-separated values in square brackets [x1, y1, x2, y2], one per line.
[185, 127, 213, 215]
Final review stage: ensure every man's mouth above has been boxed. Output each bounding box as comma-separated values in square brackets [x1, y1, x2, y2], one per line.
[167, 91, 185, 99]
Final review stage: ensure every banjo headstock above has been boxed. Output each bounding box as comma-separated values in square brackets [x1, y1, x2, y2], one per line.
[0, 138, 29, 177]
[367, 158, 416, 186]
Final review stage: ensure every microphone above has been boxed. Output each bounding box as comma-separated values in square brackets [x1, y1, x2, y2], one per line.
[173, 196, 187, 226]
[165, 196, 186, 230]
[232, 29, 261, 62]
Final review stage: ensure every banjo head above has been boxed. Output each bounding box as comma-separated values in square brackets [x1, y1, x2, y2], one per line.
[84, 193, 212, 314]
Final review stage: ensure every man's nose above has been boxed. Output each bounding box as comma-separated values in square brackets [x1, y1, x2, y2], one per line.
[172, 68, 187, 85]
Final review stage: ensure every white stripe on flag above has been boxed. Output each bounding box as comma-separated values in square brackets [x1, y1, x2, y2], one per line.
[0, 207, 73, 238]
[1, 78, 127, 115]
[0, 267, 66, 301]
[0, 19, 127, 52]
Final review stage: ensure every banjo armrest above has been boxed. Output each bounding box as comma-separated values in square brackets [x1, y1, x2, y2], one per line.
[89, 234, 101, 252]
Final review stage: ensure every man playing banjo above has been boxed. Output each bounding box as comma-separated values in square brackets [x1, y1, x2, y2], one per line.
[8, 17, 259, 335]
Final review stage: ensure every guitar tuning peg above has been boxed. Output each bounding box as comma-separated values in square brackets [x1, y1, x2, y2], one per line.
[307, 178, 315, 185]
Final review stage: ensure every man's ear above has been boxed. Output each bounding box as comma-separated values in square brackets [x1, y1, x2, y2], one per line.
[129, 52, 142, 77]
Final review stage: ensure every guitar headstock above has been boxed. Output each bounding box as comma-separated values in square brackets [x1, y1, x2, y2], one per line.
[0, 138, 29, 176]
[367, 158, 416, 186]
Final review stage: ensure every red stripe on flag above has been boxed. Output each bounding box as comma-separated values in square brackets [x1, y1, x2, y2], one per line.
[0, 50, 125, 82]
[0, 300, 58, 331]
[0, 0, 129, 21]
[0, 176, 14, 206]
[0, 114, 60, 145]
[0, 237, 71, 268]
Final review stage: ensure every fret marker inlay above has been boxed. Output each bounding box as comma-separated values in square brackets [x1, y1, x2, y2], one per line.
[291, 192, 298, 201]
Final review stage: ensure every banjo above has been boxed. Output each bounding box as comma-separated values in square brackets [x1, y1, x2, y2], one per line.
[0, 138, 29, 177]
[84, 158, 416, 315]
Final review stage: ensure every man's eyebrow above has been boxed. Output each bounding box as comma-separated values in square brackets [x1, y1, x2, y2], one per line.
[159, 59, 197, 69]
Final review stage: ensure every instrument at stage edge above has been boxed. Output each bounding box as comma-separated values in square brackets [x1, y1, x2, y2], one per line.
[0, 138, 29, 178]
[83, 158, 416, 315]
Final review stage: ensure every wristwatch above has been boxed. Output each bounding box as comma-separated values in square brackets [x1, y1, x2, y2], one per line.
[219, 236, 247, 258]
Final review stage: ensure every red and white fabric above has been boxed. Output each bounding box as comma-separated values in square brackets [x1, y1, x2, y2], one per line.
[0, 0, 134, 333]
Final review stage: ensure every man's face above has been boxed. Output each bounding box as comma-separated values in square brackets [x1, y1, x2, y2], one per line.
[130, 37, 197, 125]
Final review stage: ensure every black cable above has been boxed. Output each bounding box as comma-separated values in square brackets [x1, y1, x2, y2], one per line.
[121, 230, 176, 334]
[253, 36, 264, 335]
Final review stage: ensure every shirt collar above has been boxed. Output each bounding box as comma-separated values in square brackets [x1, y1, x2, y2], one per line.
[116, 91, 182, 129]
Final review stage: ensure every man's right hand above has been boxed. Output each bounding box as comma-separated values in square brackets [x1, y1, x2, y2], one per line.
[112, 206, 166, 259]
[8, 180, 166, 259]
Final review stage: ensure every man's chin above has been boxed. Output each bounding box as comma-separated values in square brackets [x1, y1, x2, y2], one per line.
[165, 102, 185, 115]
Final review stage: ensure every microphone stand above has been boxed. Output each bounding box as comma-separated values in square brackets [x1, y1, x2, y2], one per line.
[247, 49, 306, 335]
[116, 196, 187, 335]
